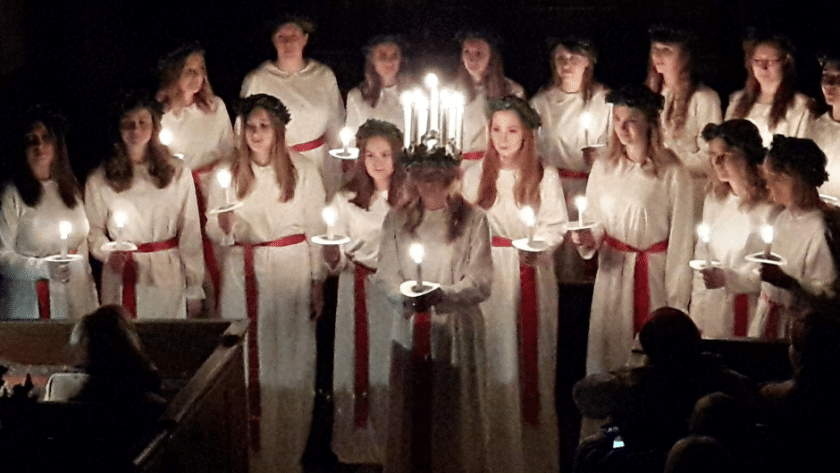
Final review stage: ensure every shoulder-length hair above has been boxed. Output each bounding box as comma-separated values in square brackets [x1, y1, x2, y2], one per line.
[398, 166, 472, 242]
[104, 101, 176, 193]
[547, 41, 599, 104]
[232, 107, 296, 202]
[476, 117, 544, 210]
[731, 38, 798, 129]
[457, 36, 515, 102]
[14, 110, 81, 208]
[359, 39, 405, 108]
[345, 132, 406, 210]
[156, 44, 216, 114]
[606, 103, 680, 176]
[701, 121, 768, 206]
[644, 40, 699, 137]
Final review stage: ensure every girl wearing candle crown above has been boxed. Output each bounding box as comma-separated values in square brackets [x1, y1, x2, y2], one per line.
[377, 146, 492, 473]
[462, 96, 567, 473]
[85, 93, 205, 320]
[345, 36, 408, 139]
[645, 25, 722, 223]
[0, 105, 98, 320]
[749, 136, 837, 340]
[324, 119, 406, 465]
[204, 94, 326, 473]
[456, 30, 525, 172]
[807, 50, 840, 201]
[688, 120, 773, 338]
[157, 42, 235, 316]
[240, 15, 345, 197]
[725, 32, 813, 147]
[571, 85, 693, 375]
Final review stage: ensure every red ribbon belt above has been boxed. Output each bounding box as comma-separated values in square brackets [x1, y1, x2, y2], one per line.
[121, 238, 179, 319]
[291, 136, 326, 153]
[558, 169, 590, 180]
[192, 162, 222, 314]
[37, 250, 80, 320]
[461, 150, 485, 161]
[493, 236, 541, 425]
[733, 294, 749, 337]
[411, 309, 433, 473]
[603, 234, 669, 335]
[354, 263, 375, 429]
[761, 293, 784, 340]
[237, 233, 307, 451]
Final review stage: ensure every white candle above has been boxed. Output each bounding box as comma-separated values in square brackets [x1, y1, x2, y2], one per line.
[580, 111, 593, 147]
[439, 89, 451, 144]
[760, 224, 774, 258]
[425, 73, 439, 133]
[574, 195, 588, 227]
[58, 220, 72, 257]
[409, 243, 425, 291]
[174, 153, 184, 160]
[339, 126, 354, 152]
[322, 206, 338, 240]
[454, 94, 465, 151]
[697, 223, 712, 267]
[400, 91, 414, 149]
[114, 211, 128, 246]
[217, 168, 233, 205]
[520, 206, 536, 245]
[159, 128, 173, 146]
[415, 92, 428, 142]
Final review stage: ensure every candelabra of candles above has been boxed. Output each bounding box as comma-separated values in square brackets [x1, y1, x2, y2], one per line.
[311, 205, 350, 246]
[101, 210, 138, 252]
[401, 73, 465, 153]
[208, 168, 244, 215]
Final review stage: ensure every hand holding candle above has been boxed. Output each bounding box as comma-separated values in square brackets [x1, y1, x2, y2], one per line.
[760, 224, 774, 258]
[409, 243, 425, 291]
[697, 223, 712, 267]
[322, 206, 338, 240]
[574, 195, 588, 227]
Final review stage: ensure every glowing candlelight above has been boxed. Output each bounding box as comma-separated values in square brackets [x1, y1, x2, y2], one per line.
[453, 92, 464, 151]
[174, 153, 184, 160]
[440, 89, 451, 144]
[697, 223, 712, 267]
[580, 112, 593, 147]
[574, 195, 588, 227]
[409, 242, 425, 291]
[322, 206, 338, 240]
[415, 92, 429, 142]
[400, 91, 414, 149]
[114, 211, 128, 246]
[339, 126, 354, 152]
[159, 128, 173, 146]
[520, 206, 536, 245]
[217, 168, 233, 204]
[425, 73, 439, 132]
[760, 224, 774, 258]
[59, 220, 72, 257]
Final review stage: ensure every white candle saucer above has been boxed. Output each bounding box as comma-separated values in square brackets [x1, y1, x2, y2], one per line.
[207, 201, 244, 215]
[689, 259, 722, 271]
[101, 241, 138, 252]
[311, 235, 351, 246]
[512, 238, 549, 253]
[745, 252, 787, 266]
[564, 222, 598, 232]
[400, 280, 441, 297]
[329, 148, 360, 160]
[45, 254, 83, 263]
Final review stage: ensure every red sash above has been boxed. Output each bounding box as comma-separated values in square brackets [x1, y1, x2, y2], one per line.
[411, 309, 433, 473]
[461, 150, 485, 161]
[761, 293, 785, 340]
[603, 234, 669, 334]
[121, 238, 179, 319]
[558, 168, 590, 180]
[237, 233, 307, 451]
[353, 263, 375, 429]
[733, 294, 749, 337]
[36, 249, 79, 320]
[492, 236, 541, 425]
[192, 162, 222, 314]
[291, 136, 326, 153]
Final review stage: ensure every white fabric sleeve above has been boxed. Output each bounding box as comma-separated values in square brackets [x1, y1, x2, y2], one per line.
[175, 168, 206, 300]
[664, 164, 695, 311]
[0, 187, 49, 280]
[535, 167, 568, 248]
[438, 211, 493, 306]
[84, 172, 112, 264]
[301, 164, 328, 281]
[376, 209, 406, 304]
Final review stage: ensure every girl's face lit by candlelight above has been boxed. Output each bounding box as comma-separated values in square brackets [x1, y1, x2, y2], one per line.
[273, 23, 308, 61]
[120, 108, 154, 152]
[612, 105, 650, 149]
[751, 43, 785, 90]
[554, 45, 590, 92]
[490, 110, 525, 162]
[363, 135, 395, 186]
[650, 41, 685, 78]
[762, 159, 799, 208]
[461, 39, 491, 81]
[371, 43, 401, 85]
[178, 53, 206, 97]
[709, 138, 749, 196]
[244, 108, 276, 159]
[25, 123, 56, 181]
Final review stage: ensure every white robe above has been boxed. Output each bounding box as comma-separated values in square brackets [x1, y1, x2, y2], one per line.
[724, 91, 811, 146]
[160, 96, 235, 171]
[85, 162, 204, 319]
[377, 205, 492, 473]
[345, 85, 406, 138]
[807, 112, 840, 200]
[205, 156, 325, 473]
[240, 59, 345, 197]
[329, 189, 392, 464]
[581, 156, 694, 374]
[461, 78, 525, 174]
[688, 192, 771, 338]
[748, 208, 837, 339]
[462, 164, 567, 473]
[0, 182, 97, 320]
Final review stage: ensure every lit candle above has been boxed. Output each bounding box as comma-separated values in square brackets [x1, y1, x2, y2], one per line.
[409, 243, 425, 291]
[58, 220, 72, 257]
[580, 112, 593, 147]
[760, 224, 774, 258]
[114, 211, 128, 246]
[400, 91, 414, 149]
[339, 126, 354, 153]
[217, 168, 233, 205]
[415, 92, 428, 142]
[159, 128, 173, 146]
[439, 89, 451, 144]
[174, 153, 184, 160]
[453, 93, 465, 151]
[425, 73, 439, 132]
[574, 195, 588, 227]
[520, 206, 536, 245]
[322, 206, 338, 240]
[697, 223, 712, 267]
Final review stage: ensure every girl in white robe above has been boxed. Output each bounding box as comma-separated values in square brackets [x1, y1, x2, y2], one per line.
[378, 150, 492, 473]
[725, 35, 813, 147]
[688, 120, 772, 338]
[204, 94, 326, 473]
[807, 53, 840, 200]
[85, 95, 204, 320]
[749, 136, 837, 339]
[326, 120, 406, 465]
[0, 109, 97, 320]
[457, 32, 525, 172]
[462, 97, 567, 473]
[345, 37, 407, 140]
[571, 85, 694, 375]
[240, 17, 345, 198]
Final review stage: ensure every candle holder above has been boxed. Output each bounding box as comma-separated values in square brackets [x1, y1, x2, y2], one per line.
[100, 241, 138, 252]
[820, 193, 839, 206]
[512, 238, 549, 253]
[45, 253, 83, 263]
[745, 252, 787, 266]
[563, 221, 597, 232]
[328, 147, 360, 160]
[399, 280, 440, 297]
[207, 201, 244, 215]
[311, 234, 351, 246]
[688, 259, 722, 271]
[208, 169, 244, 215]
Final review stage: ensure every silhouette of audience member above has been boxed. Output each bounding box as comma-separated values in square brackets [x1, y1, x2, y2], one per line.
[688, 392, 761, 472]
[664, 436, 733, 473]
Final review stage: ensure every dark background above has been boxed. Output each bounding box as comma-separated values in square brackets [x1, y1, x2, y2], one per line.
[1, 0, 837, 179]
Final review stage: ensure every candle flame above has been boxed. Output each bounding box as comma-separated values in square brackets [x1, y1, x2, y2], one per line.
[409, 243, 425, 264]
[159, 128, 173, 146]
[424, 73, 439, 89]
[696, 223, 711, 243]
[760, 224, 774, 245]
[321, 206, 337, 227]
[114, 211, 128, 229]
[574, 195, 588, 213]
[400, 91, 414, 107]
[339, 127, 354, 147]
[216, 169, 232, 189]
[520, 206, 536, 227]
[174, 153, 185, 160]
[59, 220, 72, 240]
[580, 112, 593, 131]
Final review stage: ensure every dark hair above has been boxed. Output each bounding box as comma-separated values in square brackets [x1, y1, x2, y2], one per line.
[271, 15, 315, 37]
[546, 37, 600, 103]
[766, 135, 828, 188]
[359, 35, 405, 108]
[645, 25, 700, 136]
[345, 119, 406, 210]
[457, 32, 516, 102]
[156, 42, 216, 113]
[702, 120, 768, 204]
[790, 310, 840, 383]
[639, 307, 701, 365]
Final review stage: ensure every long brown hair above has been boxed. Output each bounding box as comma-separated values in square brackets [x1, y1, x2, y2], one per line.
[399, 166, 472, 242]
[702, 120, 768, 206]
[457, 36, 515, 102]
[607, 102, 680, 176]
[359, 38, 404, 108]
[345, 131, 406, 210]
[232, 106, 296, 202]
[156, 44, 216, 114]
[731, 38, 798, 129]
[645, 41, 699, 137]
[548, 41, 599, 104]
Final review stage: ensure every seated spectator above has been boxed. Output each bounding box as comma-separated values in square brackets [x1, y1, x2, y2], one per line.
[664, 436, 733, 473]
[688, 392, 761, 472]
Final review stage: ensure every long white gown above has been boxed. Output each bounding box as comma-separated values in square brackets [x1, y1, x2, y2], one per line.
[724, 91, 811, 146]
[461, 79, 525, 173]
[377, 205, 492, 473]
[85, 161, 204, 319]
[345, 86, 405, 137]
[688, 192, 772, 338]
[580, 155, 694, 374]
[806, 112, 840, 199]
[161, 96, 235, 171]
[204, 156, 325, 473]
[660, 85, 722, 223]
[240, 60, 345, 197]
[0, 182, 97, 319]
[329, 189, 392, 465]
[748, 207, 837, 339]
[462, 164, 567, 473]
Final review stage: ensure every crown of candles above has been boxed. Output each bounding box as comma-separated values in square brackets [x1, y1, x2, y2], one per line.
[400, 73, 465, 153]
